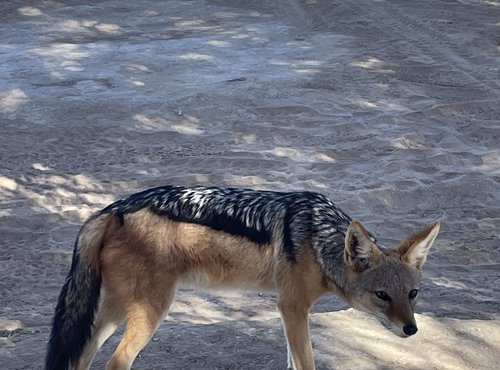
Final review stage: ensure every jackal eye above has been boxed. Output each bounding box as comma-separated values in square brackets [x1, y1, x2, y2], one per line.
[375, 291, 391, 301]
[409, 289, 418, 299]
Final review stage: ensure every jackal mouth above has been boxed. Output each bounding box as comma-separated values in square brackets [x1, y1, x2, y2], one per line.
[366, 311, 415, 338]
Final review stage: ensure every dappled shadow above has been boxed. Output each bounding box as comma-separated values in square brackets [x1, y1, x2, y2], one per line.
[1, 0, 500, 369]
[311, 309, 500, 370]
[79, 315, 335, 370]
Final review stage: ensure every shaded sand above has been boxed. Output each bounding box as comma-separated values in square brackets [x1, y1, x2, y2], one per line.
[1, 0, 499, 369]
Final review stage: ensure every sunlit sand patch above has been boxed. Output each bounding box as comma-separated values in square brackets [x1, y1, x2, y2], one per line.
[0, 89, 28, 113]
[313, 309, 500, 370]
[212, 12, 242, 20]
[54, 20, 97, 32]
[52, 20, 121, 34]
[352, 57, 384, 69]
[269, 147, 335, 163]
[206, 40, 231, 47]
[131, 79, 145, 86]
[95, 23, 121, 34]
[133, 114, 204, 134]
[391, 137, 426, 149]
[232, 33, 250, 39]
[32, 163, 52, 171]
[72, 174, 104, 191]
[18, 6, 44, 17]
[180, 53, 215, 61]
[54, 187, 76, 199]
[175, 19, 214, 31]
[0, 176, 18, 192]
[0, 318, 23, 331]
[356, 100, 377, 108]
[294, 68, 320, 74]
[223, 175, 269, 187]
[312, 153, 335, 162]
[479, 151, 500, 174]
[125, 64, 151, 73]
[30, 43, 96, 73]
[80, 193, 116, 206]
[242, 134, 257, 144]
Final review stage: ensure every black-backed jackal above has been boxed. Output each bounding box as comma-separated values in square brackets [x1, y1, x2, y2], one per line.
[45, 185, 440, 370]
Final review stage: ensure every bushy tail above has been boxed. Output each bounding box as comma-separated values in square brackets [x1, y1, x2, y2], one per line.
[45, 214, 111, 370]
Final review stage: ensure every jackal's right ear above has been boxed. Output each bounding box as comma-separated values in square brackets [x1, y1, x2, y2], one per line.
[344, 220, 382, 272]
[396, 222, 440, 270]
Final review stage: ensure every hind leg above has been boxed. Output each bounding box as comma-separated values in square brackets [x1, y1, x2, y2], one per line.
[105, 283, 176, 370]
[75, 294, 126, 370]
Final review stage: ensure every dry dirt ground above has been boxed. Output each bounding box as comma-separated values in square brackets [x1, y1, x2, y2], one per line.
[1, 0, 500, 369]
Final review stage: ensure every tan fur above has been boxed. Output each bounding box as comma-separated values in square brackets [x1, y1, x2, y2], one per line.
[276, 246, 329, 370]
[396, 222, 440, 270]
[78, 214, 115, 270]
[344, 220, 382, 271]
[72, 210, 439, 370]
[74, 209, 328, 370]
[100, 209, 280, 291]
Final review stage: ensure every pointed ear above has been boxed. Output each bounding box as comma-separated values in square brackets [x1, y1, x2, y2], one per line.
[396, 222, 440, 270]
[344, 220, 382, 272]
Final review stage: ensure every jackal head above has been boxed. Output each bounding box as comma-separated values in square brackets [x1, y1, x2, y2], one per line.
[342, 220, 440, 336]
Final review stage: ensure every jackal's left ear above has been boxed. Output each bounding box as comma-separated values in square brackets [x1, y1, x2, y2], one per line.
[396, 222, 440, 270]
[344, 220, 382, 272]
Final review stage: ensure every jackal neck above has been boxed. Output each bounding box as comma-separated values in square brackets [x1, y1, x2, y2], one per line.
[310, 207, 353, 293]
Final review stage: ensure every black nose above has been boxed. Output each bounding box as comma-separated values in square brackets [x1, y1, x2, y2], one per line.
[403, 324, 418, 336]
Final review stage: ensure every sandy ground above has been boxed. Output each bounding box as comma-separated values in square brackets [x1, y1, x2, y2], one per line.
[1, 0, 500, 369]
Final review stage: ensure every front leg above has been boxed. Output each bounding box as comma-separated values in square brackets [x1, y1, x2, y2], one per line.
[279, 311, 294, 370]
[278, 297, 315, 370]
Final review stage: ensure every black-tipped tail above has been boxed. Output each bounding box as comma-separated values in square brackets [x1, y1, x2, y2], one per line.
[45, 241, 102, 370]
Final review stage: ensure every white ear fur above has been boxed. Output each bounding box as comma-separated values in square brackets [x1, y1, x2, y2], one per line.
[398, 222, 440, 270]
[344, 220, 381, 271]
